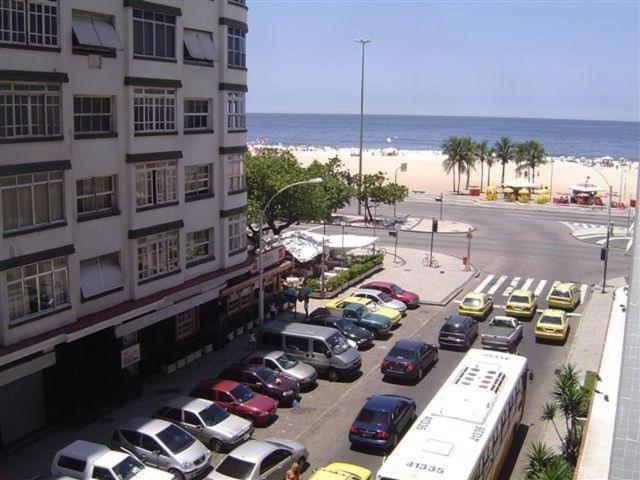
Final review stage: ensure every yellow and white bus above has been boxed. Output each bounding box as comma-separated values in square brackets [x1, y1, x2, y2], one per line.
[376, 349, 529, 480]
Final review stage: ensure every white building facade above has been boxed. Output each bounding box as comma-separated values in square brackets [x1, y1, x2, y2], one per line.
[0, 0, 250, 447]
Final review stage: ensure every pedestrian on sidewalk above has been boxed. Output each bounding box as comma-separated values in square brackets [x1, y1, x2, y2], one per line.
[248, 330, 256, 352]
[303, 297, 309, 319]
[269, 302, 278, 322]
[285, 462, 301, 480]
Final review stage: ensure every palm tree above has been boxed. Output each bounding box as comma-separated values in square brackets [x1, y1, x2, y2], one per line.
[493, 136, 516, 186]
[441, 136, 459, 192]
[485, 152, 495, 188]
[532, 457, 574, 480]
[475, 140, 490, 192]
[442, 136, 475, 194]
[526, 140, 547, 181]
[515, 142, 529, 179]
[462, 137, 476, 190]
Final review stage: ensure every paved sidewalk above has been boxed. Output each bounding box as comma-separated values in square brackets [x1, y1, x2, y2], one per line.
[333, 214, 473, 234]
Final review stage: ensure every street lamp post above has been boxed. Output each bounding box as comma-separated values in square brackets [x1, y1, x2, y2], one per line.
[355, 38, 373, 217]
[257, 178, 323, 323]
[549, 159, 555, 198]
[393, 162, 407, 220]
[320, 220, 327, 298]
[589, 168, 612, 293]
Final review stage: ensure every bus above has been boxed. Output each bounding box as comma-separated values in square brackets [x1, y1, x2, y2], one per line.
[376, 349, 529, 480]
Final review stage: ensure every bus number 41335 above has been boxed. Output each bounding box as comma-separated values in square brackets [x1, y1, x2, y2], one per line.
[405, 462, 445, 474]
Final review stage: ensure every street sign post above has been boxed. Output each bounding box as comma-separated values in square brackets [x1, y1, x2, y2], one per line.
[466, 228, 473, 271]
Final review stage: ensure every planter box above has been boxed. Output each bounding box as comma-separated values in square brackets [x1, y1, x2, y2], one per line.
[193, 350, 202, 360]
[162, 363, 176, 375]
[309, 263, 383, 299]
[176, 358, 186, 369]
[202, 344, 213, 354]
[186, 353, 196, 364]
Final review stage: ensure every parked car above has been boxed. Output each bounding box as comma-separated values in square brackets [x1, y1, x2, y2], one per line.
[152, 396, 253, 453]
[535, 309, 570, 342]
[325, 297, 401, 326]
[348, 395, 416, 452]
[458, 292, 493, 319]
[309, 463, 372, 480]
[381, 339, 438, 381]
[51, 440, 173, 480]
[480, 316, 523, 352]
[360, 281, 419, 308]
[351, 289, 407, 313]
[217, 364, 300, 406]
[505, 289, 537, 319]
[209, 438, 308, 480]
[190, 379, 278, 426]
[110, 418, 211, 480]
[438, 314, 478, 350]
[547, 282, 581, 310]
[321, 304, 392, 338]
[244, 350, 317, 390]
[306, 309, 374, 349]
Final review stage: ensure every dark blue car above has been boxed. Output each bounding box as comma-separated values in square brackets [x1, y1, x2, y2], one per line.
[348, 394, 416, 451]
[381, 339, 438, 382]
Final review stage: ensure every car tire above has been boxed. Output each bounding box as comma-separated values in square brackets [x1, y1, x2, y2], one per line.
[327, 368, 339, 382]
[209, 438, 224, 453]
[298, 456, 307, 471]
[169, 469, 186, 480]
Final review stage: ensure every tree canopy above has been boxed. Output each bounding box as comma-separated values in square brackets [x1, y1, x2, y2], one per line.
[356, 171, 409, 221]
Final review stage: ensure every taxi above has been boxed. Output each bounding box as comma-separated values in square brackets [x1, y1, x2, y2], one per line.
[505, 289, 537, 319]
[547, 282, 581, 310]
[309, 462, 372, 480]
[326, 296, 401, 326]
[458, 292, 493, 318]
[535, 309, 570, 341]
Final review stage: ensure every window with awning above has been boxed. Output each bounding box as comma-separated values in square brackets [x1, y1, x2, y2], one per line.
[72, 13, 122, 51]
[183, 28, 217, 63]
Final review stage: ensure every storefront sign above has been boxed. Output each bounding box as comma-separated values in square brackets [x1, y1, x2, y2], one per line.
[121, 343, 141, 369]
[250, 245, 285, 273]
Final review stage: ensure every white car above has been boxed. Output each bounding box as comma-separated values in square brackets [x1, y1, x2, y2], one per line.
[352, 289, 407, 313]
[51, 440, 174, 480]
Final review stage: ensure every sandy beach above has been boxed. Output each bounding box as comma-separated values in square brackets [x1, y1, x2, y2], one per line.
[262, 146, 639, 202]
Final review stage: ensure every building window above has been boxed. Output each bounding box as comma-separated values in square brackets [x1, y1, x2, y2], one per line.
[5, 255, 69, 324]
[227, 26, 246, 68]
[226, 92, 245, 130]
[71, 12, 121, 52]
[183, 28, 216, 64]
[184, 164, 212, 200]
[73, 96, 113, 134]
[79, 252, 123, 299]
[0, 0, 58, 47]
[1, 171, 64, 233]
[186, 227, 213, 264]
[76, 175, 117, 217]
[176, 308, 199, 340]
[135, 160, 177, 209]
[133, 87, 176, 133]
[239, 286, 252, 309]
[228, 154, 245, 192]
[184, 99, 210, 131]
[137, 230, 179, 281]
[0, 82, 61, 139]
[228, 214, 246, 253]
[132, 8, 175, 60]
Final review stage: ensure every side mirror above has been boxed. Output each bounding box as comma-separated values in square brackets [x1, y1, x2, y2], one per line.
[325, 351, 332, 358]
[528, 370, 535, 383]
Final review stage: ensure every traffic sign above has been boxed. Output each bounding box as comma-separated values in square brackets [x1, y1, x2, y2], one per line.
[400, 163, 407, 172]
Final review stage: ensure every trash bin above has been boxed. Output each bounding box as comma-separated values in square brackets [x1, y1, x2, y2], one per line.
[469, 186, 481, 197]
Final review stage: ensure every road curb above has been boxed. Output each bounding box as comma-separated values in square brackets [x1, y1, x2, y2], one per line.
[420, 262, 480, 306]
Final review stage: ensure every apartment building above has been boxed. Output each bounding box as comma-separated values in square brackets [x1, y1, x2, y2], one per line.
[0, 0, 252, 447]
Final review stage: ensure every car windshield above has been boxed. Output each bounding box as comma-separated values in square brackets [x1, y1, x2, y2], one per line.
[442, 321, 464, 333]
[389, 347, 416, 359]
[215, 456, 256, 479]
[551, 289, 571, 298]
[112, 456, 145, 480]
[157, 424, 195, 454]
[230, 384, 254, 403]
[336, 318, 354, 332]
[199, 404, 230, 426]
[390, 284, 403, 294]
[510, 295, 530, 303]
[357, 408, 389, 425]
[492, 318, 513, 328]
[378, 292, 393, 302]
[540, 315, 563, 325]
[328, 332, 350, 355]
[257, 368, 277, 383]
[463, 298, 482, 306]
[276, 354, 298, 369]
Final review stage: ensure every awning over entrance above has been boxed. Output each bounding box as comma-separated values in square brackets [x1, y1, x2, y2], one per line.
[280, 230, 378, 262]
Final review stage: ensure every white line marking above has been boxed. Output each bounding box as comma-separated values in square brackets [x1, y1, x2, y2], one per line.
[522, 278, 534, 291]
[567, 312, 582, 318]
[546, 281, 560, 301]
[502, 277, 521, 297]
[453, 300, 462, 304]
[580, 284, 588, 304]
[534, 280, 547, 296]
[488, 275, 508, 295]
[474, 274, 495, 293]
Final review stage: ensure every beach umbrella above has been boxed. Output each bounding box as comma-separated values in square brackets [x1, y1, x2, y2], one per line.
[520, 189, 530, 194]
[503, 187, 514, 193]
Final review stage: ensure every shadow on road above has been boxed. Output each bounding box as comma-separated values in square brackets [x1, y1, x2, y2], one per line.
[497, 423, 530, 480]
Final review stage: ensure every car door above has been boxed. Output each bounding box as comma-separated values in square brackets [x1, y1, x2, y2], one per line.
[183, 410, 204, 440]
[139, 434, 166, 468]
[119, 429, 144, 461]
[260, 449, 293, 480]
[215, 390, 235, 412]
[244, 371, 265, 394]
[418, 344, 429, 368]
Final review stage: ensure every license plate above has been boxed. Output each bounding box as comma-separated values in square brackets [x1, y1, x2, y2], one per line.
[361, 431, 374, 437]
[243, 432, 250, 440]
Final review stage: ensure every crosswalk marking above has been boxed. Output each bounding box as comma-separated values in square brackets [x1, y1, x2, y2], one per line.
[474, 274, 495, 293]
[521, 278, 534, 291]
[580, 284, 589, 304]
[488, 275, 508, 295]
[534, 280, 547, 296]
[502, 277, 521, 297]
[561, 221, 605, 231]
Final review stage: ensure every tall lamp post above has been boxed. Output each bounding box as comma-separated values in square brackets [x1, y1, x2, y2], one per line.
[355, 38, 373, 217]
[589, 169, 613, 293]
[257, 178, 323, 323]
[393, 162, 407, 220]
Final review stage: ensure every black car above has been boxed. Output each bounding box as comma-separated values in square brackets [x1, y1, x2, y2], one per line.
[307, 309, 374, 350]
[381, 339, 438, 381]
[348, 394, 416, 451]
[438, 314, 478, 350]
[217, 364, 300, 406]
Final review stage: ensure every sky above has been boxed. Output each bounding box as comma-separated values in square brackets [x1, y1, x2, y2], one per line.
[246, 1, 640, 122]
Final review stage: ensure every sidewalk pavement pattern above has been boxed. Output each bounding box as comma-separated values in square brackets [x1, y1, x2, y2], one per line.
[560, 221, 634, 249]
[333, 214, 473, 234]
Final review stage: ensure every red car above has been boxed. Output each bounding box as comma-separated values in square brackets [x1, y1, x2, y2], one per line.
[361, 281, 420, 308]
[190, 379, 278, 426]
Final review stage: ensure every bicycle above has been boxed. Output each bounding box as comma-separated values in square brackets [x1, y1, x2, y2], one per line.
[367, 244, 387, 256]
[422, 253, 440, 268]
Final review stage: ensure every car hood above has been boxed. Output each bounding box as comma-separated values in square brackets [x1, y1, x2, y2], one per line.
[135, 466, 175, 480]
[399, 291, 419, 303]
[313, 463, 372, 480]
[285, 362, 316, 380]
[213, 414, 253, 438]
[174, 440, 209, 466]
[265, 437, 307, 457]
[244, 394, 277, 412]
[340, 346, 361, 365]
[361, 312, 391, 325]
[346, 326, 374, 341]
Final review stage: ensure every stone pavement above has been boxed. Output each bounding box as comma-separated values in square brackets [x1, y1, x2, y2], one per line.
[331, 214, 473, 234]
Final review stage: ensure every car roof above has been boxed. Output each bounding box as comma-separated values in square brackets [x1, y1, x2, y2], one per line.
[553, 282, 575, 291]
[121, 417, 175, 435]
[392, 338, 425, 349]
[511, 289, 533, 296]
[248, 350, 284, 360]
[541, 308, 566, 317]
[226, 439, 277, 462]
[363, 281, 393, 288]
[363, 394, 404, 411]
[446, 314, 471, 324]
[314, 462, 372, 479]
[56, 440, 110, 463]
[94, 450, 130, 469]
[162, 395, 212, 412]
[202, 379, 239, 392]
[464, 292, 487, 299]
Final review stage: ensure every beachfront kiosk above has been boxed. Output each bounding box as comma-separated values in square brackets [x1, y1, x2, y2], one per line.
[568, 179, 605, 206]
[502, 178, 541, 202]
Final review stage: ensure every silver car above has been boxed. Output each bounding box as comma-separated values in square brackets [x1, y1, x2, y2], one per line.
[244, 350, 317, 390]
[352, 289, 407, 313]
[110, 417, 212, 480]
[153, 396, 254, 453]
[208, 438, 308, 480]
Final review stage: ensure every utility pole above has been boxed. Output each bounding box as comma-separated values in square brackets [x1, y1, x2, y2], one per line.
[465, 228, 473, 272]
[393, 163, 407, 220]
[549, 159, 555, 198]
[355, 38, 373, 217]
[320, 221, 326, 298]
[602, 185, 613, 293]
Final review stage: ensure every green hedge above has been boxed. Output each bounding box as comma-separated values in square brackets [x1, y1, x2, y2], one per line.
[309, 254, 383, 293]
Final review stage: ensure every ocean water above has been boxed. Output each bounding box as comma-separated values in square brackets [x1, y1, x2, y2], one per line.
[247, 113, 640, 161]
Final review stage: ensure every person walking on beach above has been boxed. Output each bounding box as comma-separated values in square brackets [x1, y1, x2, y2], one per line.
[248, 330, 256, 352]
[285, 462, 301, 480]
